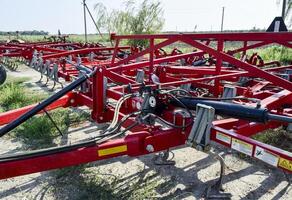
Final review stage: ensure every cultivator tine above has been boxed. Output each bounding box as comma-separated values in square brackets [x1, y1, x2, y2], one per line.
[42, 75, 49, 87]
[153, 150, 175, 165]
[88, 52, 95, 61]
[49, 81, 56, 91]
[202, 152, 232, 199]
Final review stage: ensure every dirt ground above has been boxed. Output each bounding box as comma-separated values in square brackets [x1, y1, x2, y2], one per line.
[0, 66, 291, 200]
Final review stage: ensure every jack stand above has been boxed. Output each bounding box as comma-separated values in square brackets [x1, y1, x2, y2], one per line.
[203, 152, 231, 199]
[153, 150, 175, 165]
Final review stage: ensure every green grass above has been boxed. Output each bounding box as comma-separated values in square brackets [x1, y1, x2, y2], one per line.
[12, 108, 91, 149]
[248, 45, 292, 64]
[13, 109, 70, 149]
[0, 76, 90, 149]
[0, 76, 46, 111]
[252, 128, 292, 152]
[51, 165, 162, 200]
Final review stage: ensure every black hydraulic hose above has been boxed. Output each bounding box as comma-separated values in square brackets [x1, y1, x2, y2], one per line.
[0, 121, 139, 163]
[0, 138, 97, 163]
[0, 72, 93, 137]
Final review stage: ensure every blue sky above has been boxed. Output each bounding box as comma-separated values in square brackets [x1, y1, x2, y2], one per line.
[0, 0, 283, 34]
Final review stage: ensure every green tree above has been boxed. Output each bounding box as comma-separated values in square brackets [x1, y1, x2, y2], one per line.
[94, 0, 164, 47]
[286, 0, 291, 27]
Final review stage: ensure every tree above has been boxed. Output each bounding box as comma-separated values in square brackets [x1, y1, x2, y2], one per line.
[277, 0, 292, 27]
[286, 0, 291, 27]
[94, 0, 164, 47]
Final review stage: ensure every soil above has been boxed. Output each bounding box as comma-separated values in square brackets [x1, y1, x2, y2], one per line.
[0, 66, 291, 200]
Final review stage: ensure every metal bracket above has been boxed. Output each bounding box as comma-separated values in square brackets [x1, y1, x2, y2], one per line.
[279, 74, 290, 81]
[222, 85, 237, 102]
[238, 76, 250, 86]
[187, 103, 215, 151]
[88, 52, 95, 61]
[29, 50, 38, 68]
[180, 80, 191, 91]
[135, 69, 145, 83]
[173, 109, 190, 131]
[285, 69, 292, 75]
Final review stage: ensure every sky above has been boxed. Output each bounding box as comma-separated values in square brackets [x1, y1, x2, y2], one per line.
[0, 0, 284, 34]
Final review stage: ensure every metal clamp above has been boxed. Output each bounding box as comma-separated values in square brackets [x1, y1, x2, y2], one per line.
[222, 85, 237, 102]
[187, 103, 215, 151]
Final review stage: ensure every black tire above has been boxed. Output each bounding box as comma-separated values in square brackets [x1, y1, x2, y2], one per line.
[0, 64, 7, 85]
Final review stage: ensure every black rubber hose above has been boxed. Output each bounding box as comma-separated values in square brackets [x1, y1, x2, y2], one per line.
[0, 74, 90, 137]
[0, 121, 139, 163]
[0, 139, 97, 163]
[173, 98, 268, 123]
[0, 64, 7, 85]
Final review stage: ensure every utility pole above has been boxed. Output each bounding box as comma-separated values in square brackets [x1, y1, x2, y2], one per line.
[282, 0, 287, 19]
[83, 0, 88, 43]
[221, 6, 225, 32]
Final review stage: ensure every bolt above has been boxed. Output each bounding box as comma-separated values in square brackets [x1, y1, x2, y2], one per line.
[146, 144, 154, 152]
[99, 116, 103, 120]
[99, 68, 103, 73]
[70, 99, 75, 104]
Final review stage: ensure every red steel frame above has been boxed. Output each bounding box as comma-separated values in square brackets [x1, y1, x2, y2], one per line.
[0, 32, 292, 180]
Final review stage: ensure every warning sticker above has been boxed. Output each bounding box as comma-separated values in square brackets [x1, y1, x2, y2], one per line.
[278, 157, 292, 172]
[231, 138, 253, 156]
[216, 132, 231, 144]
[254, 146, 279, 167]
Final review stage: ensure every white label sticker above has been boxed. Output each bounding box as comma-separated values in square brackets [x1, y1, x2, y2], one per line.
[216, 132, 231, 144]
[274, 21, 280, 32]
[231, 138, 253, 156]
[254, 146, 279, 167]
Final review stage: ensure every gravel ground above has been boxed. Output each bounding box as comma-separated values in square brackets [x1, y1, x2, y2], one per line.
[0, 66, 291, 199]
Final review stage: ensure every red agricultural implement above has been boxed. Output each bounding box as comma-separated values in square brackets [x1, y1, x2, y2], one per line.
[0, 32, 292, 198]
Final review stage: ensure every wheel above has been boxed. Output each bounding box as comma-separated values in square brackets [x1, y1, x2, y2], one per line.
[0, 64, 7, 85]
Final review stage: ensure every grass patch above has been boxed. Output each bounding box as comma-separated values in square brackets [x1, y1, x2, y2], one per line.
[13, 109, 70, 149]
[51, 165, 162, 200]
[0, 76, 90, 149]
[248, 45, 292, 64]
[0, 76, 46, 111]
[12, 108, 91, 149]
[252, 128, 292, 152]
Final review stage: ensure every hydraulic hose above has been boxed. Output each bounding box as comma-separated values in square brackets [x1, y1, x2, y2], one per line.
[0, 120, 139, 163]
[0, 70, 94, 137]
